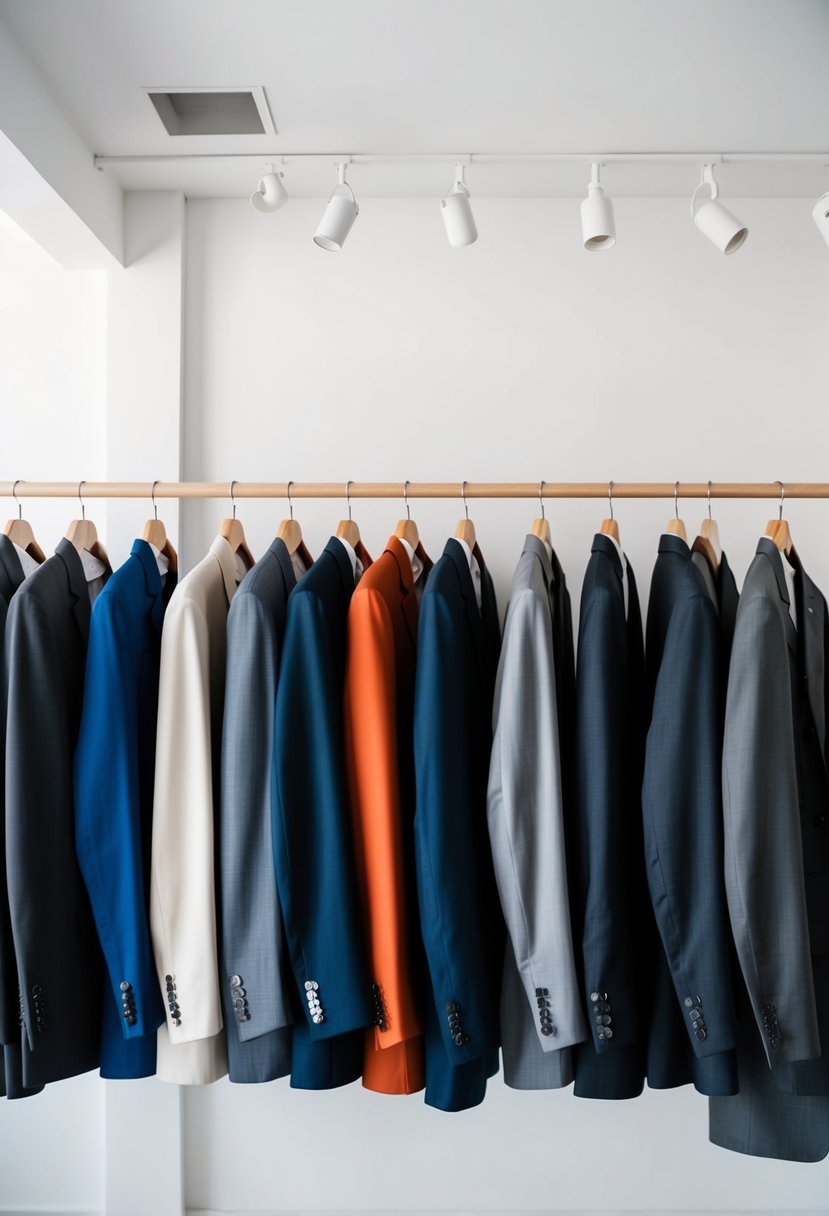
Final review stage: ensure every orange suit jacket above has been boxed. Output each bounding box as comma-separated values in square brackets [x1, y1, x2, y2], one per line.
[345, 535, 432, 1094]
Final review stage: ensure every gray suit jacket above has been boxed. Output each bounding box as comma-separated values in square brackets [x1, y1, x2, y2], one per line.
[219, 538, 301, 1083]
[487, 535, 586, 1089]
[711, 537, 829, 1161]
[4, 538, 108, 1088]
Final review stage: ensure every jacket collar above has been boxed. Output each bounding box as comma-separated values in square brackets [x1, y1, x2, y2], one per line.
[756, 537, 797, 655]
[267, 536, 302, 594]
[658, 532, 691, 558]
[131, 538, 177, 634]
[445, 537, 484, 662]
[0, 534, 26, 598]
[793, 555, 827, 764]
[209, 534, 240, 606]
[591, 532, 624, 583]
[523, 532, 554, 590]
[324, 535, 373, 600]
[385, 534, 432, 644]
[55, 537, 92, 645]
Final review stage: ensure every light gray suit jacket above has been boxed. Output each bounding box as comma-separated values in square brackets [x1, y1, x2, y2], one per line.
[219, 539, 301, 1083]
[487, 535, 586, 1089]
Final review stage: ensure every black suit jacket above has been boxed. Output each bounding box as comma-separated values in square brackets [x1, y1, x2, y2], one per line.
[4, 539, 107, 1087]
[572, 533, 647, 1099]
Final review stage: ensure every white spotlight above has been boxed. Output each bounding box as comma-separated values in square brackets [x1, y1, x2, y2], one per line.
[691, 164, 748, 255]
[314, 162, 359, 251]
[581, 163, 616, 251]
[441, 164, 478, 247]
[251, 164, 287, 213]
[812, 191, 829, 249]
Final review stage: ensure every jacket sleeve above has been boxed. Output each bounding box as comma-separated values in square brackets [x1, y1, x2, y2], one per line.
[345, 587, 422, 1049]
[74, 593, 164, 1039]
[0, 595, 18, 1047]
[414, 588, 500, 1065]
[271, 588, 370, 1039]
[150, 595, 222, 1045]
[642, 590, 736, 1058]
[487, 589, 586, 1052]
[722, 594, 819, 1067]
[575, 586, 641, 1053]
[220, 592, 292, 1043]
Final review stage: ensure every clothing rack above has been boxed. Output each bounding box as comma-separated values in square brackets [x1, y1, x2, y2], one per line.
[1, 480, 828, 501]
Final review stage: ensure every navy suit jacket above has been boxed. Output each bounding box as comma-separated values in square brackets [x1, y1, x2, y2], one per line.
[414, 538, 503, 1111]
[74, 539, 174, 1078]
[272, 536, 372, 1088]
[572, 534, 648, 1099]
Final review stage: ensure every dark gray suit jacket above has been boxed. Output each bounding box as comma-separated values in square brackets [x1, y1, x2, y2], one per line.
[4, 538, 108, 1087]
[711, 538, 829, 1161]
[220, 538, 299, 1083]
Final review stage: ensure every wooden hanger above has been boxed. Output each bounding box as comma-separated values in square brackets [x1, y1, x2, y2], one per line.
[3, 481, 46, 564]
[765, 481, 793, 555]
[666, 481, 687, 542]
[277, 479, 314, 570]
[454, 480, 476, 549]
[220, 481, 255, 571]
[694, 481, 722, 572]
[335, 479, 362, 548]
[530, 480, 552, 550]
[599, 480, 620, 543]
[65, 481, 110, 566]
[142, 481, 178, 574]
[393, 480, 420, 549]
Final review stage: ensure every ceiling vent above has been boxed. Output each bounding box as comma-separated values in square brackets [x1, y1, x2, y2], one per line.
[145, 86, 276, 136]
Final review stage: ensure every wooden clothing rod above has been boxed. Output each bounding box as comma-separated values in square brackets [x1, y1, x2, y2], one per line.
[0, 481, 825, 502]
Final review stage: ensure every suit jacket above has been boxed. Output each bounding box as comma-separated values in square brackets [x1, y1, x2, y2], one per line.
[642, 540, 738, 1096]
[272, 536, 373, 1088]
[150, 534, 239, 1085]
[414, 538, 503, 1111]
[219, 538, 301, 1084]
[345, 535, 431, 1095]
[0, 537, 43, 1100]
[4, 538, 108, 1087]
[74, 539, 175, 1080]
[571, 533, 647, 1100]
[711, 538, 829, 1161]
[487, 535, 586, 1090]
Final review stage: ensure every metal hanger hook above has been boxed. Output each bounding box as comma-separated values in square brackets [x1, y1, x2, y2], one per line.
[674, 480, 680, 521]
[229, 480, 238, 521]
[707, 480, 713, 521]
[11, 479, 22, 521]
[150, 480, 160, 521]
[403, 480, 411, 521]
[345, 479, 353, 522]
[78, 480, 86, 522]
[608, 480, 615, 521]
[461, 480, 469, 521]
[777, 479, 785, 521]
[286, 480, 294, 521]
[539, 480, 546, 521]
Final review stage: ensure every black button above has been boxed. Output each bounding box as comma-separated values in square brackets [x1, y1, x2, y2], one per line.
[541, 1026, 553, 1036]
[688, 1007, 702, 1020]
[695, 1028, 707, 1041]
[165, 975, 173, 983]
[453, 1032, 465, 1046]
[120, 981, 131, 992]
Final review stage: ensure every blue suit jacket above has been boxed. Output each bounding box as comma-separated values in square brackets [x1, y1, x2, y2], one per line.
[74, 539, 174, 1078]
[414, 539, 503, 1111]
[272, 537, 372, 1088]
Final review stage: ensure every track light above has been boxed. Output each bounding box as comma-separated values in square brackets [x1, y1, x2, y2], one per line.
[250, 164, 287, 213]
[812, 191, 829, 249]
[581, 163, 616, 251]
[314, 162, 359, 251]
[691, 164, 748, 255]
[441, 164, 478, 247]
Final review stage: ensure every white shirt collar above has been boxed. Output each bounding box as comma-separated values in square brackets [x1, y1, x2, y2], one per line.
[148, 540, 170, 582]
[605, 532, 629, 620]
[336, 535, 364, 585]
[780, 550, 798, 629]
[397, 535, 424, 585]
[12, 542, 40, 578]
[290, 548, 309, 582]
[456, 537, 482, 611]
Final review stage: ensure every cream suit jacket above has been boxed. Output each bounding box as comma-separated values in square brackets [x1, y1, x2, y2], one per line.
[150, 535, 241, 1084]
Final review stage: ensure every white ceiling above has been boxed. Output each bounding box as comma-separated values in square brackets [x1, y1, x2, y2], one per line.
[1, 0, 828, 197]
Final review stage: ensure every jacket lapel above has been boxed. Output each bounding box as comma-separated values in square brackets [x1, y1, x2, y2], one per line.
[55, 537, 91, 646]
[799, 565, 826, 765]
[446, 538, 483, 664]
[132, 538, 171, 636]
[757, 538, 797, 656]
[0, 535, 26, 600]
[210, 534, 240, 607]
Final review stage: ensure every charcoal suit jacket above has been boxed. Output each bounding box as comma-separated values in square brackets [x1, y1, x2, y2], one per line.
[642, 538, 738, 1096]
[711, 539, 829, 1161]
[5, 538, 109, 1088]
[414, 538, 503, 1111]
[74, 539, 175, 1079]
[272, 536, 373, 1090]
[571, 533, 647, 1100]
[219, 537, 303, 1083]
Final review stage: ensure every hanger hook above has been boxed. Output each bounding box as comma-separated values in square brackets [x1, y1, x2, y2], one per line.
[403, 480, 411, 521]
[608, 480, 615, 521]
[78, 480, 86, 522]
[11, 479, 22, 521]
[777, 479, 785, 521]
[150, 479, 160, 522]
[229, 480, 238, 521]
[707, 480, 713, 521]
[539, 479, 546, 521]
[461, 480, 469, 521]
[345, 479, 353, 522]
[286, 480, 294, 521]
[674, 480, 680, 521]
